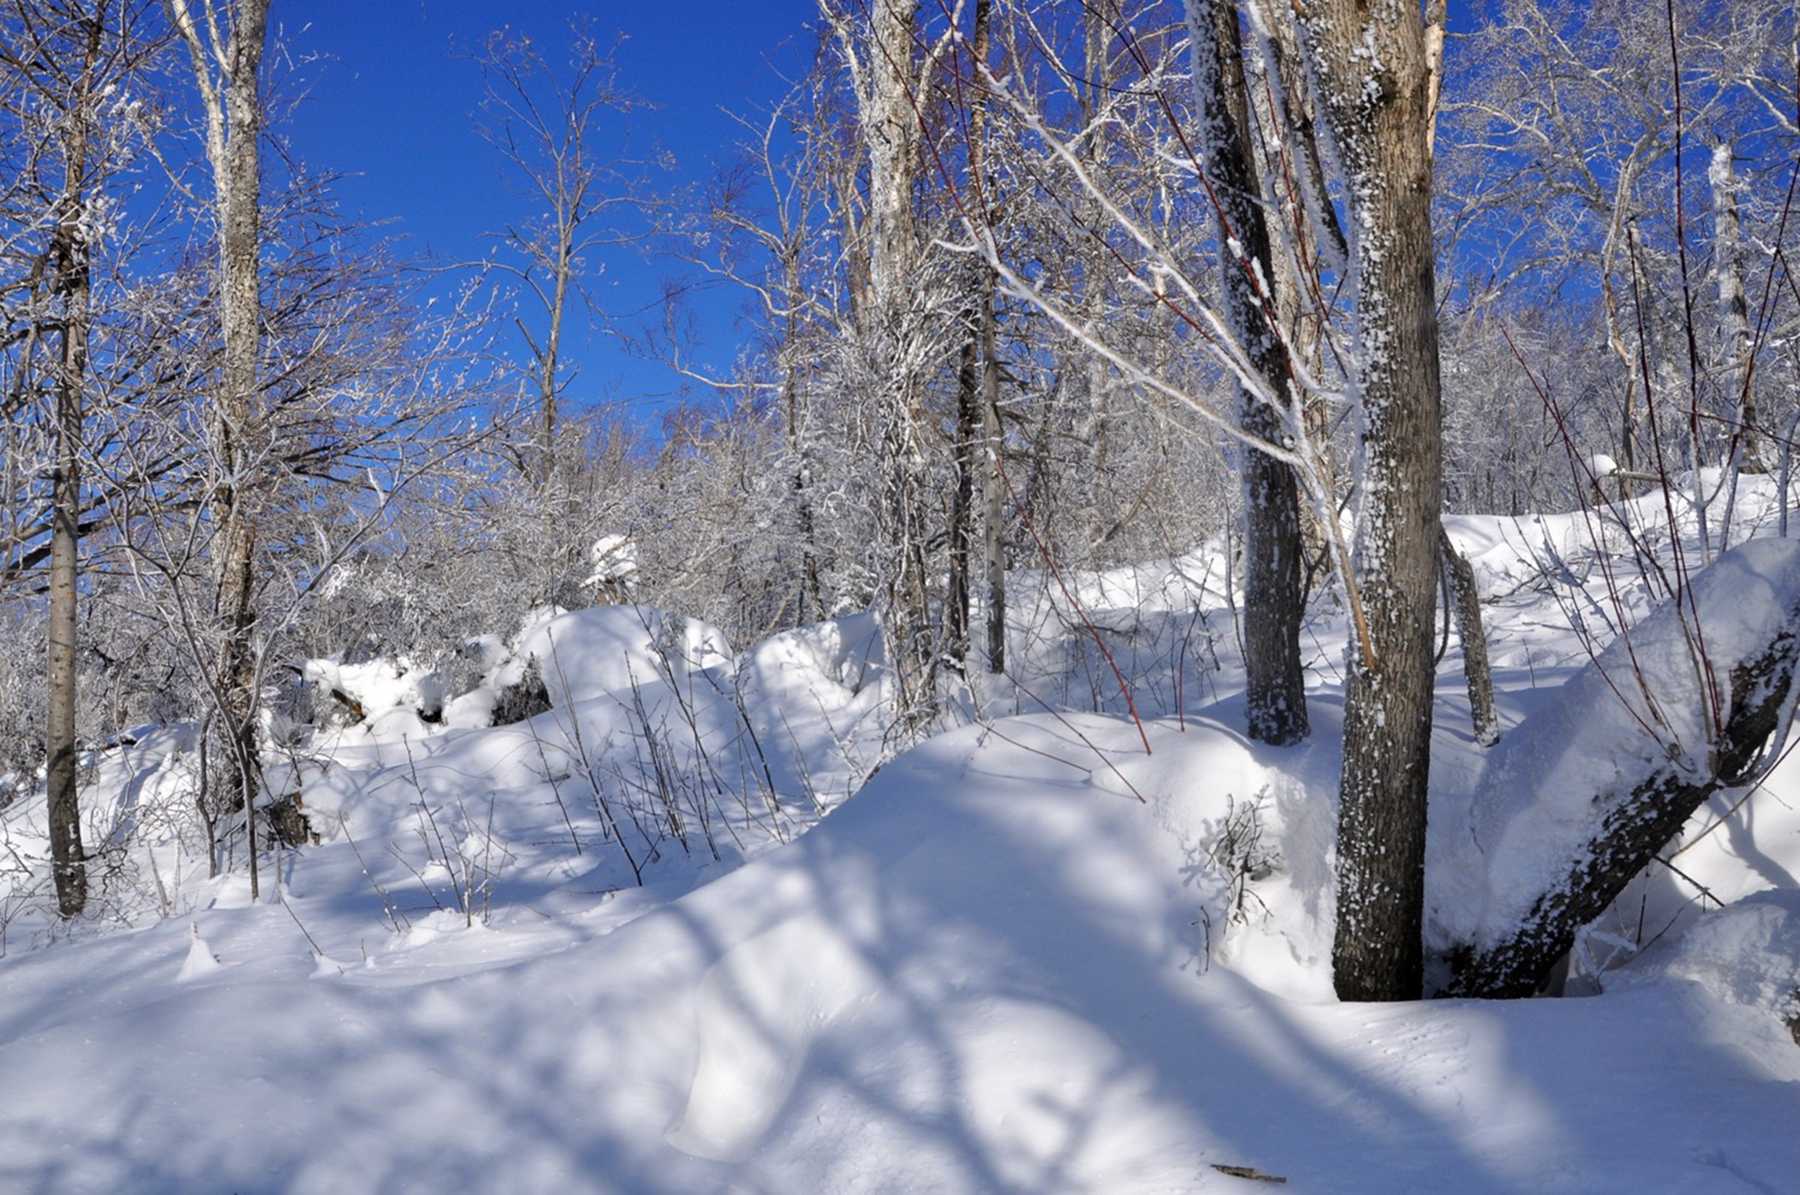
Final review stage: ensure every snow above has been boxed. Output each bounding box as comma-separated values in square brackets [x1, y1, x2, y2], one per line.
[1433, 538, 1800, 954]
[174, 922, 223, 982]
[1610, 889, 1800, 1028]
[517, 605, 733, 709]
[302, 656, 448, 743]
[0, 477, 1798, 1191]
[0, 709, 1794, 1192]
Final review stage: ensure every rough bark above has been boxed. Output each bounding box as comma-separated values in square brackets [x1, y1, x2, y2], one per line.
[1246, 3, 1341, 597]
[981, 276, 1006, 676]
[843, 0, 938, 732]
[1189, 0, 1309, 745]
[171, 0, 272, 896]
[1293, 0, 1445, 1001]
[949, 331, 977, 671]
[1446, 624, 1800, 998]
[780, 249, 824, 623]
[949, 0, 1004, 676]
[45, 0, 108, 919]
[1439, 526, 1498, 747]
[1071, 0, 1116, 551]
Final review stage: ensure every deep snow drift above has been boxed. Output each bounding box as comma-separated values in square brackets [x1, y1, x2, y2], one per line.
[0, 478, 1797, 1193]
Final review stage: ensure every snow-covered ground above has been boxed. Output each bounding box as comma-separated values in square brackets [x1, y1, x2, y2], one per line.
[0, 478, 1797, 1193]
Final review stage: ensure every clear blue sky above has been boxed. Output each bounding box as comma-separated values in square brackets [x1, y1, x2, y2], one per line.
[279, 1, 819, 425]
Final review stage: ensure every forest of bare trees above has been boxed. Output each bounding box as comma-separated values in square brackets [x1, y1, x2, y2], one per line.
[4, 0, 1800, 1010]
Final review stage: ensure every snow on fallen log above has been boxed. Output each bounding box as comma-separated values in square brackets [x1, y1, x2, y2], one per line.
[1437, 538, 1800, 998]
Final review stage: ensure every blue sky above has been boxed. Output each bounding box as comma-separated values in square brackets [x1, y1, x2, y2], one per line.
[277, 1, 820, 424]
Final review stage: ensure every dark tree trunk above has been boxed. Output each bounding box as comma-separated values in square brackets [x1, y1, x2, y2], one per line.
[950, 0, 1004, 676]
[1294, 0, 1445, 1001]
[948, 333, 978, 671]
[1190, 0, 1309, 745]
[780, 255, 824, 623]
[981, 292, 1006, 676]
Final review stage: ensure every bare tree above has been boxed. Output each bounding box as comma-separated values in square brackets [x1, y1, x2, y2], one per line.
[475, 19, 643, 487]
[2, 0, 164, 915]
[821, 0, 953, 736]
[947, 0, 1006, 676]
[1709, 142, 1762, 472]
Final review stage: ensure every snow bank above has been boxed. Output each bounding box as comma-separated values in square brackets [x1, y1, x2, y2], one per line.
[1, 709, 1796, 1192]
[1610, 889, 1800, 1032]
[302, 656, 447, 742]
[517, 606, 733, 708]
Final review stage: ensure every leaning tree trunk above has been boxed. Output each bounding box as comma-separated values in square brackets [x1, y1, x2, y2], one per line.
[1445, 540, 1800, 997]
[1293, 0, 1445, 1001]
[1188, 0, 1308, 746]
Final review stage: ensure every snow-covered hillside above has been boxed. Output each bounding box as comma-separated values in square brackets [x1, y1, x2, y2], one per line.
[0, 478, 1797, 1193]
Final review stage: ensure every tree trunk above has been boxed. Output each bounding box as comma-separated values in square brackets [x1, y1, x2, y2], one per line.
[949, 334, 977, 672]
[44, 3, 106, 918]
[1447, 614, 1800, 998]
[1070, 0, 1116, 554]
[949, 0, 1005, 677]
[981, 278, 1006, 676]
[776, 240, 824, 623]
[852, 0, 938, 733]
[1294, 0, 1445, 1001]
[1440, 526, 1498, 747]
[172, 0, 272, 899]
[1710, 142, 1761, 472]
[1189, 0, 1309, 746]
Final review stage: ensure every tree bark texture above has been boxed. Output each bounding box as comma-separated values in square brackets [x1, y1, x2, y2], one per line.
[1446, 619, 1800, 997]
[1190, 0, 1309, 746]
[45, 0, 108, 919]
[1294, 0, 1445, 1001]
[857, 0, 938, 732]
[172, 0, 272, 894]
[1440, 526, 1499, 747]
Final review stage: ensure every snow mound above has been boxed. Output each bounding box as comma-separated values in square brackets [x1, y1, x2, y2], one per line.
[302, 656, 447, 742]
[516, 605, 733, 708]
[1611, 890, 1800, 1028]
[175, 923, 223, 983]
